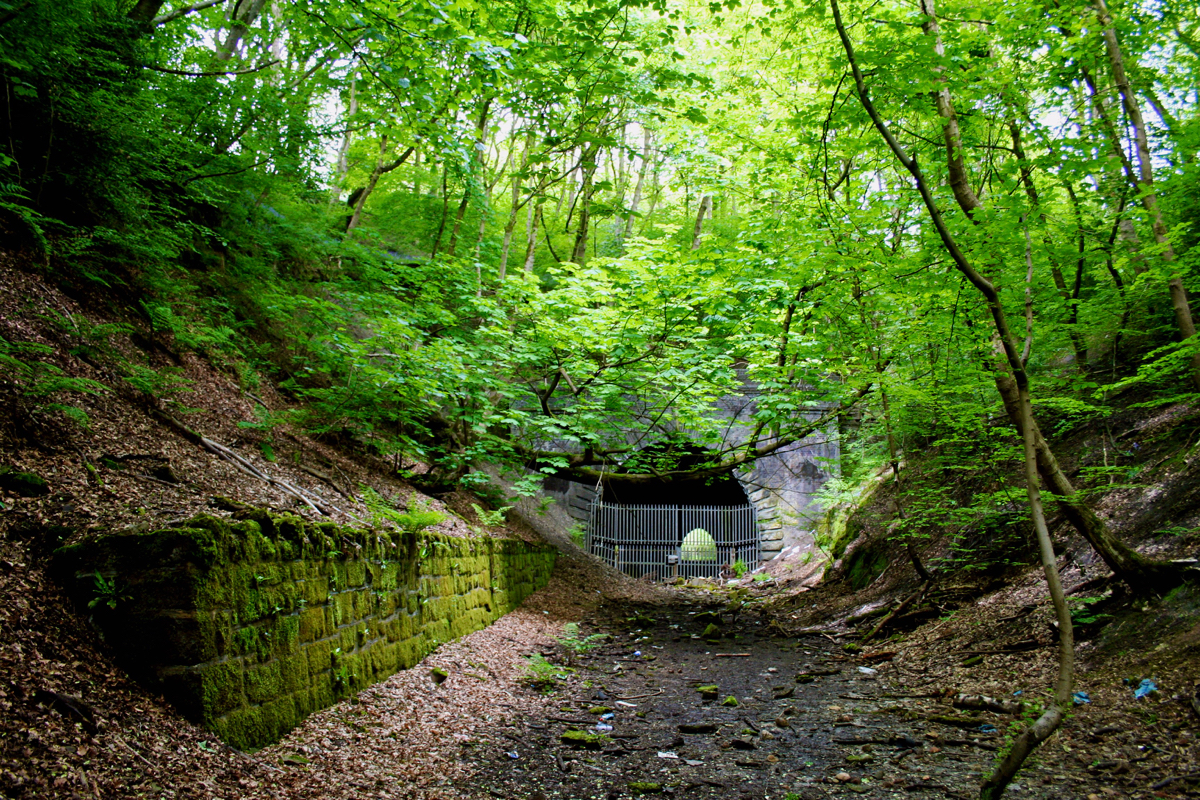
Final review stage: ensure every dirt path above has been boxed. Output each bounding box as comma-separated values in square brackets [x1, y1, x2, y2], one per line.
[463, 600, 1004, 800]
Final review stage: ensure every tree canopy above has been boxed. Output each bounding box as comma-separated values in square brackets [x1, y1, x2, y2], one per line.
[1, 0, 1197, 498]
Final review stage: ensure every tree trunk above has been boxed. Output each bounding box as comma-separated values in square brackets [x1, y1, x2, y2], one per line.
[691, 194, 711, 250]
[329, 76, 357, 204]
[571, 142, 599, 264]
[497, 135, 532, 281]
[989, 367, 1170, 588]
[979, 375, 1074, 799]
[623, 129, 652, 243]
[446, 99, 492, 259]
[344, 138, 416, 236]
[217, 0, 267, 61]
[523, 201, 541, 273]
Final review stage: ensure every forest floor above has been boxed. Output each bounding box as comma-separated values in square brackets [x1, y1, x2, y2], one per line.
[1, 258, 1199, 799]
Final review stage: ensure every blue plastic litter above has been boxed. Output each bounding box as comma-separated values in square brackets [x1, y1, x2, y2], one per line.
[633, 651, 642, 657]
[1012, 690, 1023, 697]
[978, 724, 998, 733]
[601, 713, 615, 720]
[506, 751, 519, 759]
[1134, 679, 1157, 699]
[1072, 692, 1090, 705]
[595, 723, 613, 732]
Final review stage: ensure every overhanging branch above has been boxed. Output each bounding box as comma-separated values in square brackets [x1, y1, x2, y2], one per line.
[498, 382, 872, 486]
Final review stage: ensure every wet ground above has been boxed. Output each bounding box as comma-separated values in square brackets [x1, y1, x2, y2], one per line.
[466, 601, 1013, 800]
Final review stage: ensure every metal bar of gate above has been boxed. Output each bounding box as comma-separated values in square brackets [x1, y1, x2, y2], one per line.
[586, 500, 759, 581]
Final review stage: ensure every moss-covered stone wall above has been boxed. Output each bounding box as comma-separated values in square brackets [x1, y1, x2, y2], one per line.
[52, 511, 555, 750]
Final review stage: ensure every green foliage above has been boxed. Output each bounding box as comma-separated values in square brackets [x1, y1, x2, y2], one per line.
[0, 336, 107, 429]
[568, 523, 587, 549]
[87, 572, 128, 611]
[1069, 596, 1112, 627]
[557, 622, 608, 655]
[362, 489, 445, 534]
[471, 504, 512, 527]
[521, 653, 572, 692]
[731, 558, 747, 578]
[122, 364, 191, 398]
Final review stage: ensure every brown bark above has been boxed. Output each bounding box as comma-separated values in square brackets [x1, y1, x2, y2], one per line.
[498, 135, 533, 281]
[989, 368, 1168, 587]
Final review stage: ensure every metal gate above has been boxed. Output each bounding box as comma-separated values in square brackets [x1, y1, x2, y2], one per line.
[585, 501, 759, 581]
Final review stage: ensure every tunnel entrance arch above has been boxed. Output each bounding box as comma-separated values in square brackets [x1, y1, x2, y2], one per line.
[584, 443, 759, 581]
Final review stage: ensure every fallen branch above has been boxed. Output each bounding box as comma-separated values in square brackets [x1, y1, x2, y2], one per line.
[862, 581, 929, 643]
[612, 689, 665, 700]
[1152, 773, 1200, 790]
[959, 640, 1042, 656]
[151, 409, 337, 517]
[713, 653, 751, 658]
[953, 693, 1023, 715]
[937, 738, 999, 751]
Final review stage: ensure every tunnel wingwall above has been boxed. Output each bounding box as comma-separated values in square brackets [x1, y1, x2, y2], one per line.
[52, 511, 555, 750]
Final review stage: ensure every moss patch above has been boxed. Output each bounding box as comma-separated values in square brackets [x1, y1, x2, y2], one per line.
[51, 509, 555, 750]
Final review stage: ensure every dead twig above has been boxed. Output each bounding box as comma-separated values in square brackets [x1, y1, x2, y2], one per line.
[862, 581, 929, 643]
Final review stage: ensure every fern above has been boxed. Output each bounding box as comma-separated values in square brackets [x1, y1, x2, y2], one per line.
[362, 488, 445, 534]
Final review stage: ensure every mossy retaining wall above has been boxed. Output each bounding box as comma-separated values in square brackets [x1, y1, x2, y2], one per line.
[52, 511, 555, 750]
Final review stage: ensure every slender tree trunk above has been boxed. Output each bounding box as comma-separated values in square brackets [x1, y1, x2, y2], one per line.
[523, 201, 541, 273]
[1008, 119, 1087, 368]
[344, 138, 416, 236]
[559, 147, 577, 217]
[979, 377, 1074, 800]
[330, 76, 357, 205]
[571, 142, 599, 264]
[691, 194, 712, 250]
[447, 99, 492, 259]
[640, 156, 661, 236]
[623, 129, 652, 243]
[345, 136, 387, 234]
[431, 165, 450, 259]
[498, 135, 532, 281]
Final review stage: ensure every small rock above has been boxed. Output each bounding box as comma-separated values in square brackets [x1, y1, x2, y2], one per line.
[838, 714, 853, 723]
[678, 722, 718, 734]
[430, 667, 449, 684]
[760, 730, 775, 740]
[730, 738, 757, 751]
[775, 716, 790, 729]
[835, 772, 852, 783]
